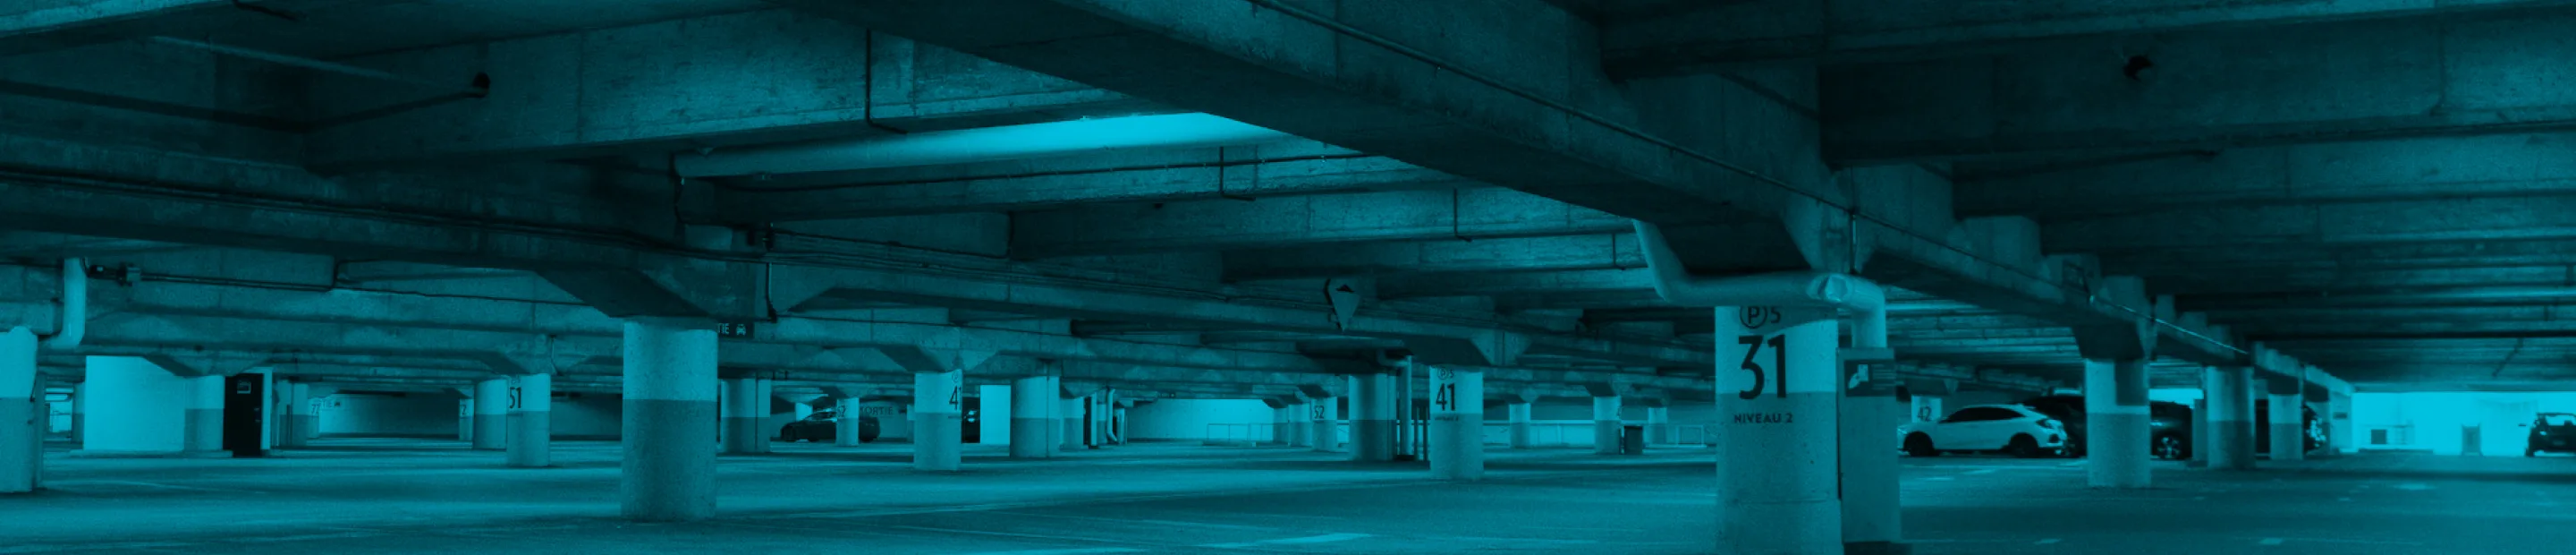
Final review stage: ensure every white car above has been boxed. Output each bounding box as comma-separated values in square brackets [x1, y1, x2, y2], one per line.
[1899, 405, 2067, 457]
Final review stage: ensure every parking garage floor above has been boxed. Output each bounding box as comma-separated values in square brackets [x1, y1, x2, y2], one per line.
[3, 441, 2566, 554]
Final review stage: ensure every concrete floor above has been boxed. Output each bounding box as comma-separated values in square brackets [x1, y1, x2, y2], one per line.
[2, 440, 2565, 553]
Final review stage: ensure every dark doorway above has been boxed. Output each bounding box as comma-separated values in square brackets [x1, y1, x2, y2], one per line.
[961, 396, 982, 443]
[222, 374, 266, 457]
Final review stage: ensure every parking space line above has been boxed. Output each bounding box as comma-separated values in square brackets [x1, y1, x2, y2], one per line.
[1198, 533, 1371, 549]
[955, 550, 1145, 555]
[2258, 538, 2284, 545]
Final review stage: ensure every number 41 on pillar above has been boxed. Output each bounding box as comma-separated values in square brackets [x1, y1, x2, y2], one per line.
[1716, 306, 1838, 424]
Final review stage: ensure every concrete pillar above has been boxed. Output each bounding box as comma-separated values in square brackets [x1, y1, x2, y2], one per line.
[1590, 395, 1622, 455]
[67, 382, 81, 445]
[182, 376, 224, 455]
[2269, 388, 2306, 463]
[277, 380, 310, 448]
[833, 396, 861, 447]
[618, 319, 719, 522]
[301, 382, 320, 440]
[1058, 395, 1086, 452]
[913, 368, 963, 471]
[1309, 395, 1338, 451]
[1428, 366, 1483, 480]
[1270, 405, 1296, 446]
[472, 377, 508, 450]
[1284, 399, 1311, 448]
[1910, 396, 1943, 423]
[1350, 373, 1396, 462]
[2085, 359, 2152, 489]
[1507, 402, 1532, 448]
[458, 397, 473, 442]
[2328, 391, 2355, 456]
[1841, 374, 1909, 552]
[506, 373, 551, 468]
[1, 327, 37, 493]
[1713, 310, 1841, 554]
[1645, 406, 1672, 445]
[2188, 397, 2210, 468]
[720, 377, 761, 455]
[753, 377, 774, 454]
[1010, 375, 1054, 458]
[2204, 366, 2257, 470]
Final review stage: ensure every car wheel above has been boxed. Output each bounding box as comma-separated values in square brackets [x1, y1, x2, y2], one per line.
[2155, 435, 2184, 460]
[2007, 434, 2042, 458]
[2529, 448, 2539, 457]
[1904, 433, 1940, 457]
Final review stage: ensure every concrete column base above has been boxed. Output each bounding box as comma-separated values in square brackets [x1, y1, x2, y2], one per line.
[507, 411, 550, 468]
[1352, 419, 1396, 462]
[1010, 418, 1051, 458]
[471, 414, 507, 450]
[721, 417, 761, 455]
[622, 398, 716, 522]
[915, 414, 962, 471]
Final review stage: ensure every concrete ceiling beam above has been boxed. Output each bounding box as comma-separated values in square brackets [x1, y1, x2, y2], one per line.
[719, 147, 1469, 222]
[1007, 188, 1629, 258]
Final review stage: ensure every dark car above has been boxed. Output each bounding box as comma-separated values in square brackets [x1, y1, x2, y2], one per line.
[2016, 396, 2196, 460]
[778, 409, 880, 443]
[2252, 400, 2326, 456]
[2528, 413, 2576, 457]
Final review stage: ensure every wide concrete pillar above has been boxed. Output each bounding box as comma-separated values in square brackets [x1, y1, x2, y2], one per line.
[182, 376, 225, 455]
[2188, 397, 2210, 468]
[1714, 309, 1841, 554]
[619, 319, 719, 522]
[458, 397, 473, 442]
[1841, 374, 1908, 552]
[833, 396, 861, 447]
[1059, 395, 1087, 453]
[753, 378, 774, 454]
[2204, 366, 2257, 470]
[1350, 373, 1396, 462]
[2269, 388, 2306, 463]
[1309, 395, 1338, 451]
[2328, 392, 2355, 457]
[1645, 406, 1672, 445]
[719, 377, 762, 455]
[1428, 366, 1483, 480]
[913, 369, 963, 471]
[2, 327, 37, 493]
[1590, 395, 1622, 455]
[276, 380, 310, 448]
[2085, 359, 2152, 489]
[507, 373, 551, 468]
[1506, 402, 1532, 448]
[1284, 400, 1311, 448]
[1010, 375, 1054, 458]
[472, 377, 508, 450]
[1269, 405, 1296, 446]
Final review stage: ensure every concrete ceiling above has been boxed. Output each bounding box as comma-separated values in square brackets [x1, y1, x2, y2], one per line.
[19, 0, 2566, 397]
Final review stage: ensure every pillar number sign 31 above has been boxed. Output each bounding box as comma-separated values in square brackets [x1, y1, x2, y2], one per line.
[1734, 307, 1789, 400]
[1724, 306, 1829, 425]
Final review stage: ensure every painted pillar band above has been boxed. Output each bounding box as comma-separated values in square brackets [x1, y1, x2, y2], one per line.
[183, 376, 225, 454]
[1, 327, 37, 493]
[1011, 375, 1054, 458]
[1428, 366, 1483, 481]
[719, 378, 761, 455]
[618, 320, 719, 522]
[2086, 359, 2152, 489]
[2269, 393, 2306, 462]
[1309, 397, 1338, 452]
[1284, 402, 1311, 448]
[2327, 392, 2354, 457]
[1507, 402, 1532, 449]
[1060, 395, 1086, 452]
[1646, 406, 1672, 445]
[507, 373, 551, 468]
[2188, 397, 2210, 468]
[2204, 366, 2257, 470]
[913, 369, 963, 472]
[277, 381, 310, 448]
[472, 377, 508, 451]
[1714, 308, 1843, 554]
[833, 396, 862, 447]
[1840, 375, 1906, 550]
[1351, 373, 1395, 462]
[1591, 396, 1622, 455]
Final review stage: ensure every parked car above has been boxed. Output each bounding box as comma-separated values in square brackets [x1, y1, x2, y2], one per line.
[2015, 396, 2197, 460]
[2529, 413, 2576, 457]
[778, 409, 880, 443]
[1900, 405, 2068, 457]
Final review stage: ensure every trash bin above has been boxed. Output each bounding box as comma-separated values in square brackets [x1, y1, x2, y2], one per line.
[1621, 424, 1646, 455]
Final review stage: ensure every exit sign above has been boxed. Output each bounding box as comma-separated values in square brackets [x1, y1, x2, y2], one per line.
[717, 322, 756, 338]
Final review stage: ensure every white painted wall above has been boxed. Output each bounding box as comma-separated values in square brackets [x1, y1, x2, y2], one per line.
[81, 357, 191, 453]
[978, 385, 1010, 444]
[2353, 391, 2576, 456]
[1126, 398, 1275, 440]
[321, 391, 625, 439]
